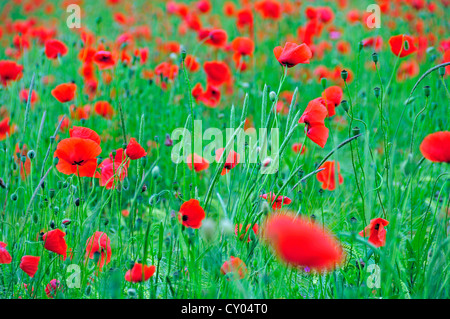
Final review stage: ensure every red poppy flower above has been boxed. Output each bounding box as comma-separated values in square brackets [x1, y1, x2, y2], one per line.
[235, 224, 259, 243]
[187, 153, 210, 172]
[178, 199, 206, 229]
[361, 36, 383, 51]
[220, 256, 247, 279]
[388, 34, 417, 58]
[70, 104, 91, 121]
[203, 61, 231, 86]
[274, 42, 312, 68]
[316, 161, 344, 191]
[231, 37, 254, 56]
[125, 137, 147, 160]
[322, 86, 343, 116]
[184, 55, 200, 72]
[54, 137, 102, 177]
[0, 242, 12, 264]
[262, 213, 343, 271]
[45, 279, 62, 298]
[0, 60, 23, 86]
[69, 126, 101, 145]
[99, 155, 128, 189]
[15, 143, 30, 180]
[85, 231, 111, 270]
[419, 131, 450, 163]
[45, 39, 68, 59]
[43, 229, 68, 260]
[0, 117, 11, 141]
[292, 143, 306, 154]
[199, 28, 228, 47]
[93, 51, 116, 69]
[359, 218, 389, 247]
[255, 0, 282, 20]
[20, 255, 40, 278]
[215, 148, 240, 175]
[125, 263, 156, 282]
[155, 62, 179, 80]
[94, 101, 115, 119]
[261, 192, 292, 210]
[19, 88, 38, 105]
[51, 83, 77, 103]
[298, 99, 329, 148]
[192, 83, 221, 107]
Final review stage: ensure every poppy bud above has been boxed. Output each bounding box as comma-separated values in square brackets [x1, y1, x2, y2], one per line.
[49, 189, 56, 199]
[341, 100, 349, 112]
[142, 184, 147, 193]
[53, 206, 59, 214]
[75, 198, 80, 207]
[49, 136, 55, 144]
[57, 181, 63, 189]
[151, 166, 160, 179]
[95, 16, 102, 25]
[374, 87, 381, 98]
[53, 157, 59, 166]
[97, 157, 102, 165]
[181, 49, 187, 61]
[141, 156, 147, 168]
[269, 91, 277, 102]
[27, 150, 36, 159]
[173, 181, 179, 191]
[352, 126, 360, 136]
[404, 40, 409, 51]
[21, 155, 26, 163]
[127, 288, 136, 298]
[111, 149, 116, 158]
[439, 66, 445, 77]
[423, 85, 431, 98]
[62, 219, 71, 226]
[50, 221, 55, 229]
[85, 285, 91, 296]
[310, 214, 316, 221]
[164, 134, 173, 146]
[371, 52, 378, 64]
[341, 70, 348, 81]
[320, 77, 327, 89]
[220, 219, 234, 236]
[11, 193, 18, 201]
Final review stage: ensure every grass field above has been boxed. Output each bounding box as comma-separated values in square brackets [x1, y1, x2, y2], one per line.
[0, 0, 449, 300]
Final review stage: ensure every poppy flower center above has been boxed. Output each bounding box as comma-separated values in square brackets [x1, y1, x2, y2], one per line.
[182, 215, 188, 221]
[72, 160, 85, 165]
[374, 224, 380, 230]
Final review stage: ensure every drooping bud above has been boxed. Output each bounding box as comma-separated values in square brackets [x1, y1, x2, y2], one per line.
[269, 91, 277, 102]
[164, 134, 173, 146]
[341, 69, 348, 82]
[371, 52, 378, 64]
[374, 87, 381, 98]
[341, 100, 349, 112]
[423, 85, 431, 98]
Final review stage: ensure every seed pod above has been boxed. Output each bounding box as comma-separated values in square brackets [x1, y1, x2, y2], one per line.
[27, 150, 36, 159]
[341, 100, 349, 112]
[341, 69, 348, 81]
[75, 198, 80, 207]
[372, 52, 378, 64]
[269, 91, 277, 102]
[423, 85, 431, 98]
[10, 193, 18, 201]
[439, 66, 445, 77]
[373, 87, 381, 98]
[320, 77, 327, 89]
[49, 189, 56, 199]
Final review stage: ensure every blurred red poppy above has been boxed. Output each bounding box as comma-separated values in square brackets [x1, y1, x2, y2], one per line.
[0, 242, 12, 264]
[262, 213, 343, 271]
[419, 131, 450, 163]
[94, 101, 115, 119]
[187, 153, 210, 172]
[125, 263, 156, 282]
[317, 161, 344, 191]
[204, 61, 232, 86]
[221, 256, 247, 279]
[51, 83, 77, 103]
[0, 60, 23, 86]
[260, 192, 292, 209]
[45, 39, 68, 59]
[215, 148, 240, 175]
[45, 279, 62, 298]
[235, 224, 259, 243]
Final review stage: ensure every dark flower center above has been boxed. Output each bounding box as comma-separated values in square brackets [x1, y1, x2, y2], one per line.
[182, 215, 188, 221]
[374, 224, 380, 230]
[73, 160, 84, 165]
